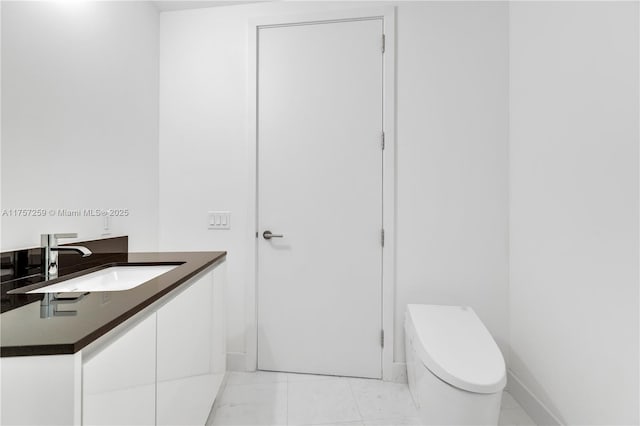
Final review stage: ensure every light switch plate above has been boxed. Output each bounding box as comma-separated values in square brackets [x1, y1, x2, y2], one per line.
[208, 211, 231, 230]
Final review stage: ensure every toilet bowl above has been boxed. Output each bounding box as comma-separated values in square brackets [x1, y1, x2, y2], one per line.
[404, 304, 506, 425]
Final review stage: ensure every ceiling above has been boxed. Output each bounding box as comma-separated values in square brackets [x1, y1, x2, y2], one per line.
[153, 1, 264, 12]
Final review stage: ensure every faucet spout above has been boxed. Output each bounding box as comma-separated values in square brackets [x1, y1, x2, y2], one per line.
[51, 246, 92, 257]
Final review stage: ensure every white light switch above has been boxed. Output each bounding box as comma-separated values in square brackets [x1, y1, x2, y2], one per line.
[208, 211, 231, 230]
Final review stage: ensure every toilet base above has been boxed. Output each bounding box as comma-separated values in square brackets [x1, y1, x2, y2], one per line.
[414, 358, 501, 425]
[405, 315, 502, 425]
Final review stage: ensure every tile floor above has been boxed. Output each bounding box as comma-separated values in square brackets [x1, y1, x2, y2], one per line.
[208, 371, 536, 426]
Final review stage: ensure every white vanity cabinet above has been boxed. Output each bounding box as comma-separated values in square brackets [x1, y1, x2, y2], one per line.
[156, 263, 226, 425]
[82, 265, 226, 426]
[1, 260, 226, 426]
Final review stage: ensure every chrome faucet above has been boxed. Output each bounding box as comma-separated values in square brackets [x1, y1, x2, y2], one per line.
[41, 233, 92, 280]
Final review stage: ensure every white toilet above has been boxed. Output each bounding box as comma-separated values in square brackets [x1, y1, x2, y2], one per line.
[404, 304, 506, 425]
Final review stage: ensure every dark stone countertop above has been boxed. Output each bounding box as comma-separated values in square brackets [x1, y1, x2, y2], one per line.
[0, 251, 226, 357]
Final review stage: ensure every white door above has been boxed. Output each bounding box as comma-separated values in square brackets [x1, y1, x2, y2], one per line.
[257, 18, 383, 379]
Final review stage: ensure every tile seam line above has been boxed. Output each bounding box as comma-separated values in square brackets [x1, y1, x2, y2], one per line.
[346, 377, 365, 423]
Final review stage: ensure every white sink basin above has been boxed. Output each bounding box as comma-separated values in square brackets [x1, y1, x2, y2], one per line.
[28, 265, 179, 293]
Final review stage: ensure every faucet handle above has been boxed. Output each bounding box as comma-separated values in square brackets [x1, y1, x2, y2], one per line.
[54, 233, 77, 239]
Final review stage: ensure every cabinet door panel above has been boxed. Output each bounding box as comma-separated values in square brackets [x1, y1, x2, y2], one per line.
[82, 313, 156, 426]
[211, 261, 227, 376]
[157, 272, 212, 381]
[157, 270, 222, 425]
[83, 384, 155, 426]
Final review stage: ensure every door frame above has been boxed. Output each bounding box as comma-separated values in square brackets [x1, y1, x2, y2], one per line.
[246, 6, 397, 381]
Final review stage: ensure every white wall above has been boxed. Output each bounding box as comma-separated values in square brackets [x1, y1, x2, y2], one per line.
[1, 1, 159, 251]
[395, 2, 509, 361]
[509, 2, 639, 424]
[159, 1, 509, 369]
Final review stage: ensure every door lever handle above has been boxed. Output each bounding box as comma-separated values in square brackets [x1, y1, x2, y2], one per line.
[263, 230, 284, 240]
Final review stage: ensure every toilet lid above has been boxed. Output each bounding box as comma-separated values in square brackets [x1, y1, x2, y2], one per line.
[406, 304, 506, 394]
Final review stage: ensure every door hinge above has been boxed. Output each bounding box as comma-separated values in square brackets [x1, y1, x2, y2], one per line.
[381, 229, 385, 247]
[381, 131, 385, 150]
[381, 329, 385, 348]
[255, 231, 258, 238]
[382, 34, 386, 53]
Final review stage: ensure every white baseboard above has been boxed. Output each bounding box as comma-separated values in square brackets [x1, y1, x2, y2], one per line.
[226, 352, 249, 372]
[384, 361, 407, 383]
[507, 370, 563, 426]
